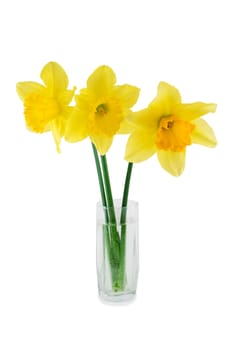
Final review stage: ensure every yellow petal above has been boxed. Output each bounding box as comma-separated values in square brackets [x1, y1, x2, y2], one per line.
[157, 150, 186, 176]
[87, 65, 116, 97]
[16, 82, 45, 101]
[90, 135, 113, 155]
[57, 86, 76, 105]
[40, 62, 69, 96]
[174, 102, 217, 121]
[125, 130, 157, 163]
[118, 119, 134, 134]
[127, 109, 159, 131]
[75, 89, 93, 111]
[191, 118, 217, 147]
[50, 119, 63, 153]
[65, 110, 89, 142]
[113, 84, 140, 108]
[150, 82, 181, 116]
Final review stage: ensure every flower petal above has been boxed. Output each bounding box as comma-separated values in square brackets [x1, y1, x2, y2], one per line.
[65, 110, 89, 142]
[50, 118, 63, 153]
[40, 62, 69, 96]
[174, 102, 217, 121]
[118, 119, 134, 134]
[157, 150, 186, 176]
[90, 135, 113, 155]
[57, 87, 76, 105]
[75, 89, 94, 112]
[16, 82, 45, 101]
[127, 109, 159, 131]
[125, 130, 157, 163]
[114, 84, 140, 108]
[87, 65, 116, 97]
[149, 82, 181, 115]
[191, 118, 217, 147]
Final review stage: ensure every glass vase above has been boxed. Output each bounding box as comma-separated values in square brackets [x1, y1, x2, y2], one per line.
[96, 199, 139, 303]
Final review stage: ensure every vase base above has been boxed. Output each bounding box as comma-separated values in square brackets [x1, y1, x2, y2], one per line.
[98, 290, 136, 305]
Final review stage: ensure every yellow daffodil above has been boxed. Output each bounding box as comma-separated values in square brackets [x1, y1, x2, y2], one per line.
[65, 65, 140, 155]
[125, 82, 217, 176]
[16, 62, 75, 152]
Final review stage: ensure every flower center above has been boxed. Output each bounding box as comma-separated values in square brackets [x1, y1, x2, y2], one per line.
[88, 98, 124, 137]
[156, 115, 195, 151]
[24, 93, 60, 133]
[95, 103, 108, 116]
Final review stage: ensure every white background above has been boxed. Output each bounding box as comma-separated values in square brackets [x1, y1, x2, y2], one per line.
[0, 0, 232, 349]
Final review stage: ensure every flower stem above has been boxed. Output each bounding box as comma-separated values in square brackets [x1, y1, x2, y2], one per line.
[91, 143, 108, 222]
[93, 147, 134, 292]
[120, 162, 133, 224]
[119, 162, 134, 289]
[100, 155, 117, 224]
[92, 144, 118, 287]
[100, 155, 121, 290]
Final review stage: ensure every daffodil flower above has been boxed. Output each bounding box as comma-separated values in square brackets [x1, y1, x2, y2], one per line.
[65, 65, 140, 155]
[16, 62, 75, 152]
[125, 82, 217, 176]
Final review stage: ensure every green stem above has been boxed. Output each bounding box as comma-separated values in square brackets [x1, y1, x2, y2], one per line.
[119, 162, 134, 289]
[92, 144, 107, 211]
[100, 154, 121, 290]
[92, 144, 116, 286]
[120, 162, 133, 224]
[93, 147, 134, 292]
[100, 155, 117, 224]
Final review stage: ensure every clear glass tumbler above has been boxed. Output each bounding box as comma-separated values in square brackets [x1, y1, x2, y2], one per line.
[96, 199, 139, 303]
